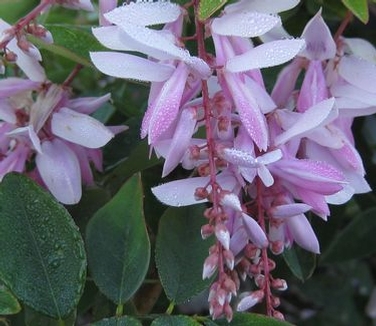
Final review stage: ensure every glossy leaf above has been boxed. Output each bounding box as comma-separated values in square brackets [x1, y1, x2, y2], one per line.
[206, 312, 294, 325]
[86, 173, 150, 304]
[341, 0, 369, 23]
[198, 0, 228, 21]
[155, 205, 215, 304]
[321, 207, 376, 263]
[0, 284, 21, 315]
[92, 316, 142, 326]
[151, 315, 201, 326]
[28, 24, 106, 67]
[283, 246, 316, 281]
[0, 173, 86, 318]
[24, 306, 76, 326]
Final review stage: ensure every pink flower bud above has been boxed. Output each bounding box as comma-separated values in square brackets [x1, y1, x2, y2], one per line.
[272, 278, 288, 291]
[203, 253, 218, 279]
[223, 249, 235, 270]
[215, 223, 230, 250]
[201, 224, 214, 239]
[237, 290, 264, 312]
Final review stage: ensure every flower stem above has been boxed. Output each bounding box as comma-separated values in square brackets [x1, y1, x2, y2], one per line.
[334, 10, 353, 42]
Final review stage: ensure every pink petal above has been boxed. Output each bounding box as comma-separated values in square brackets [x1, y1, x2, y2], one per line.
[274, 98, 336, 146]
[344, 37, 376, 62]
[225, 0, 299, 14]
[271, 203, 312, 219]
[297, 60, 329, 112]
[51, 107, 114, 148]
[338, 55, 376, 94]
[152, 173, 237, 207]
[104, 1, 181, 26]
[299, 10, 336, 61]
[90, 52, 174, 82]
[211, 12, 280, 37]
[92, 26, 135, 51]
[0, 77, 40, 97]
[99, 0, 117, 26]
[226, 39, 305, 72]
[162, 107, 197, 177]
[286, 214, 320, 253]
[147, 62, 189, 145]
[225, 72, 268, 150]
[36, 139, 82, 204]
[67, 93, 111, 114]
[242, 213, 268, 248]
[152, 176, 210, 207]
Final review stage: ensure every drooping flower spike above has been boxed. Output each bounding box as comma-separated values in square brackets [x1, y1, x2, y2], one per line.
[91, 0, 374, 321]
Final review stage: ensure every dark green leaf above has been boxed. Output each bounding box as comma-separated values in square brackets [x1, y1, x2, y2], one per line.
[104, 140, 162, 195]
[283, 246, 316, 281]
[151, 315, 201, 326]
[28, 24, 106, 67]
[155, 205, 214, 304]
[321, 207, 376, 263]
[342, 0, 369, 23]
[86, 173, 150, 304]
[207, 313, 294, 325]
[24, 306, 76, 326]
[0, 284, 21, 315]
[92, 316, 142, 326]
[0, 173, 86, 319]
[198, 0, 228, 21]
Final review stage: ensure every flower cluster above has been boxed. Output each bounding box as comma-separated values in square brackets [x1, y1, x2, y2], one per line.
[90, 0, 376, 321]
[0, 0, 124, 204]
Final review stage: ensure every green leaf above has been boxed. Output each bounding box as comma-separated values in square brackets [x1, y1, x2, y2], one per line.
[151, 315, 201, 326]
[155, 205, 215, 304]
[104, 140, 162, 195]
[0, 0, 38, 23]
[198, 0, 228, 21]
[321, 207, 376, 263]
[28, 24, 106, 67]
[206, 313, 294, 325]
[86, 173, 150, 304]
[341, 0, 369, 23]
[24, 306, 76, 326]
[0, 173, 86, 319]
[91, 316, 142, 326]
[0, 284, 21, 315]
[282, 246, 316, 281]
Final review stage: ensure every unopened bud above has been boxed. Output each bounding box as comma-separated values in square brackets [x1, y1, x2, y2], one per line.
[215, 224, 230, 250]
[203, 254, 218, 279]
[224, 302, 233, 322]
[237, 290, 264, 312]
[189, 145, 201, 159]
[244, 244, 260, 259]
[272, 278, 288, 291]
[255, 274, 265, 289]
[201, 224, 214, 239]
[223, 249, 235, 270]
[273, 310, 285, 320]
[271, 296, 281, 308]
[223, 277, 237, 295]
[197, 163, 210, 176]
[270, 240, 284, 255]
[194, 186, 209, 200]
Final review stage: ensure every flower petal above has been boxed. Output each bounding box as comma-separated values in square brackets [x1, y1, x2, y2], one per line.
[226, 39, 305, 72]
[36, 139, 82, 204]
[211, 12, 280, 37]
[105, 1, 181, 26]
[299, 10, 336, 60]
[90, 51, 174, 82]
[286, 214, 320, 253]
[242, 212, 268, 248]
[51, 107, 114, 148]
